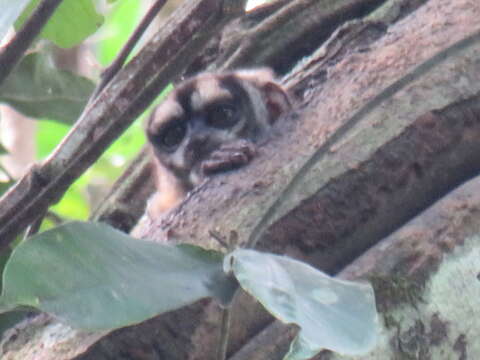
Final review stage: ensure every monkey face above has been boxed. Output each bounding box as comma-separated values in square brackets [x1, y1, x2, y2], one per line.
[147, 69, 290, 191]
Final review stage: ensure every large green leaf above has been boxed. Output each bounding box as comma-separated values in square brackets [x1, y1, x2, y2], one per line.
[0, 53, 95, 123]
[225, 249, 378, 359]
[0, 0, 30, 41]
[16, 0, 103, 48]
[0, 221, 236, 331]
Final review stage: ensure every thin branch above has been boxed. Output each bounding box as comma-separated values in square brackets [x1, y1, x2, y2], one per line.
[209, 230, 231, 249]
[89, 0, 167, 101]
[219, 0, 383, 72]
[23, 210, 63, 240]
[23, 211, 46, 240]
[45, 210, 63, 225]
[216, 305, 232, 360]
[0, 0, 63, 87]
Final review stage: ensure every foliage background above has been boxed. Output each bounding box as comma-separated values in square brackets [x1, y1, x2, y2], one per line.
[3, 0, 155, 223]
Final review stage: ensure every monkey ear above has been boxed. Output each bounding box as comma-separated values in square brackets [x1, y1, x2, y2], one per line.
[261, 81, 291, 124]
[233, 68, 291, 124]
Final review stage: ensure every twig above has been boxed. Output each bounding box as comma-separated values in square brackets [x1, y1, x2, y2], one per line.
[89, 0, 167, 101]
[45, 210, 63, 225]
[216, 305, 232, 360]
[24, 210, 63, 239]
[0, 0, 63, 87]
[24, 210, 46, 240]
[209, 230, 230, 249]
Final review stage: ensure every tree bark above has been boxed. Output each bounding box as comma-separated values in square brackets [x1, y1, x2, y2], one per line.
[1, 0, 480, 359]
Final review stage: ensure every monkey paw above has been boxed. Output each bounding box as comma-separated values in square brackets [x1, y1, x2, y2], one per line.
[202, 139, 257, 175]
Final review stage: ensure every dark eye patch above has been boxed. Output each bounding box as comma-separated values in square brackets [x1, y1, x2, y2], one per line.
[151, 119, 187, 151]
[205, 102, 239, 129]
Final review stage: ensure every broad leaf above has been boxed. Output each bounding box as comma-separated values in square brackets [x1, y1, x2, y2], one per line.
[15, 0, 103, 48]
[0, 0, 30, 41]
[225, 249, 378, 359]
[0, 53, 95, 123]
[0, 221, 236, 331]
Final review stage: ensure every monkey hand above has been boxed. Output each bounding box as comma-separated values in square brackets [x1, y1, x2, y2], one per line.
[201, 139, 257, 175]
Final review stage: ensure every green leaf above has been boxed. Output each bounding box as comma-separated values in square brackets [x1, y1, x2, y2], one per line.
[0, 0, 30, 41]
[225, 249, 378, 359]
[0, 221, 236, 331]
[16, 0, 103, 48]
[0, 179, 13, 198]
[0, 53, 95, 123]
[96, 0, 141, 66]
[0, 310, 28, 337]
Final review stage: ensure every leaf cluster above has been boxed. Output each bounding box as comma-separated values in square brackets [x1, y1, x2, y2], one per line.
[0, 221, 378, 360]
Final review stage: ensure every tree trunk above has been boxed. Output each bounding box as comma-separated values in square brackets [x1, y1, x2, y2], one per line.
[1, 0, 480, 359]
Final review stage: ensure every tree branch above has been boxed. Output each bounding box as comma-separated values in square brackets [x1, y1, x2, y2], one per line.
[0, 0, 63, 86]
[89, 0, 168, 101]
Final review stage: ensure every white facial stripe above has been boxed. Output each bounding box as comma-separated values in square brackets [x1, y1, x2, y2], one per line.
[239, 81, 270, 129]
[152, 99, 185, 128]
[234, 68, 275, 87]
[191, 77, 233, 112]
[171, 147, 186, 168]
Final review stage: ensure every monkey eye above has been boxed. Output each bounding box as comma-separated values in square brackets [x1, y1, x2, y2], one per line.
[157, 120, 187, 150]
[206, 103, 239, 129]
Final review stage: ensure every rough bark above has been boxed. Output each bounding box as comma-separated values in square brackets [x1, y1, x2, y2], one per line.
[1, 0, 480, 359]
[231, 176, 480, 359]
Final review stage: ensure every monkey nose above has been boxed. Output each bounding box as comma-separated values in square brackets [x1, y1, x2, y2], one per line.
[186, 135, 213, 162]
[188, 134, 208, 150]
